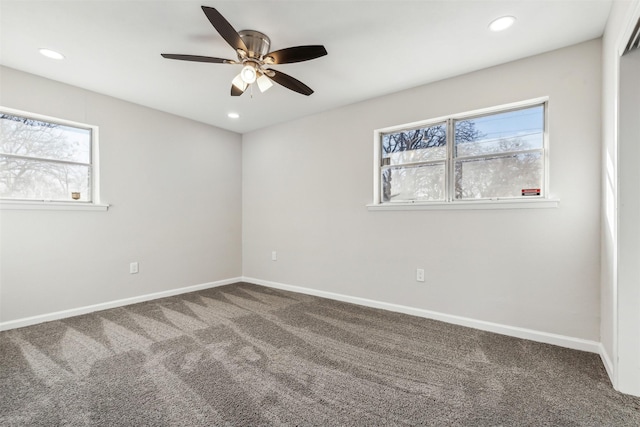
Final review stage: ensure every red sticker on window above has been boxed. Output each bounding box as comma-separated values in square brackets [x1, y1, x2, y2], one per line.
[522, 188, 541, 196]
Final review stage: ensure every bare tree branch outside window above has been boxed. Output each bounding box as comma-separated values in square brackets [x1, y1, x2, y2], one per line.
[454, 105, 544, 199]
[0, 112, 92, 201]
[377, 103, 545, 203]
[380, 121, 482, 202]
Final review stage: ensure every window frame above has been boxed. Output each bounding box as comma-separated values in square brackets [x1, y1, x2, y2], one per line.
[0, 106, 107, 211]
[371, 97, 557, 210]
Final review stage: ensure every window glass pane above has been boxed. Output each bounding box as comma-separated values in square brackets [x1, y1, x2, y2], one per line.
[454, 105, 544, 158]
[455, 152, 543, 200]
[0, 113, 91, 164]
[382, 163, 445, 202]
[0, 155, 91, 201]
[381, 123, 446, 165]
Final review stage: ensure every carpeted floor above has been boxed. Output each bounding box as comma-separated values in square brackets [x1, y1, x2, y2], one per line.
[1, 282, 639, 426]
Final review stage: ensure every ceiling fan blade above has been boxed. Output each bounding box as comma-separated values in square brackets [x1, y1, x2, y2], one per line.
[161, 54, 234, 64]
[201, 6, 248, 53]
[268, 69, 314, 96]
[231, 74, 247, 96]
[265, 45, 327, 64]
[231, 84, 246, 96]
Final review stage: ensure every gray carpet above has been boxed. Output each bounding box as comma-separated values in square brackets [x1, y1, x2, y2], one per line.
[1, 282, 639, 426]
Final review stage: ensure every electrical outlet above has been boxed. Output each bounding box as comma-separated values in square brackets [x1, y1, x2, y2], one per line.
[130, 262, 139, 274]
[416, 268, 425, 282]
[272, 251, 277, 261]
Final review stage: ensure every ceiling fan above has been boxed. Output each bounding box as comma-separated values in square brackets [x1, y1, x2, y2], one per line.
[162, 6, 327, 97]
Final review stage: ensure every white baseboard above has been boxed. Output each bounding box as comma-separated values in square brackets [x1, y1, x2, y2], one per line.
[242, 277, 601, 354]
[2, 275, 603, 357]
[0, 277, 241, 331]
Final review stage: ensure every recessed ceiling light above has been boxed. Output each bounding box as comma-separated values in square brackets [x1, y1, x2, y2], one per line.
[489, 16, 516, 32]
[39, 48, 65, 60]
[227, 112, 240, 119]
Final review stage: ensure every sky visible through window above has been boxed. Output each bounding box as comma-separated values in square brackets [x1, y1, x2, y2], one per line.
[462, 106, 543, 145]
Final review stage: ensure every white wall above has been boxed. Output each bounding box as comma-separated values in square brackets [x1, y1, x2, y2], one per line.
[0, 66, 243, 324]
[600, 0, 626, 381]
[618, 46, 640, 395]
[602, 0, 640, 397]
[243, 40, 602, 341]
[1, 33, 629, 391]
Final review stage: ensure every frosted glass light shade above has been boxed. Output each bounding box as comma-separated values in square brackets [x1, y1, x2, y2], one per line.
[257, 74, 273, 92]
[232, 74, 248, 91]
[240, 65, 257, 84]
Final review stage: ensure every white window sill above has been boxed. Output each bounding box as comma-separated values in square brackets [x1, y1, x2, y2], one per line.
[367, 198, 559, 211]
[0, 201, 109, 211]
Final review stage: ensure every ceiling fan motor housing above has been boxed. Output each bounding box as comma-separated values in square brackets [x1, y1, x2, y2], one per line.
[238, 30, 271, 59]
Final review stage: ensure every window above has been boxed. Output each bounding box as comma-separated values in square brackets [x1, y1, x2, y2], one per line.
[0, 108, 100, 205]
[374, 99, 549, 207]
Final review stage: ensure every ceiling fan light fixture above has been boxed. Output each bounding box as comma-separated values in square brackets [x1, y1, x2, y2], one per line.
[162, 7, 327, 97]
[257, 74, 273, 93]
[489, 16, 516, 32]
[232, 73, 248, 91]
[240, 64, 257, 84]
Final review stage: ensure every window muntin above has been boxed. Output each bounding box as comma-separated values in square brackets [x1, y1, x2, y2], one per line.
[376, 101, 547, 204]
[0, 110, 95, 202]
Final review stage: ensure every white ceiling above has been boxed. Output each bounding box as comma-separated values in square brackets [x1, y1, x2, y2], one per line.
[1, 0, 612, 134]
